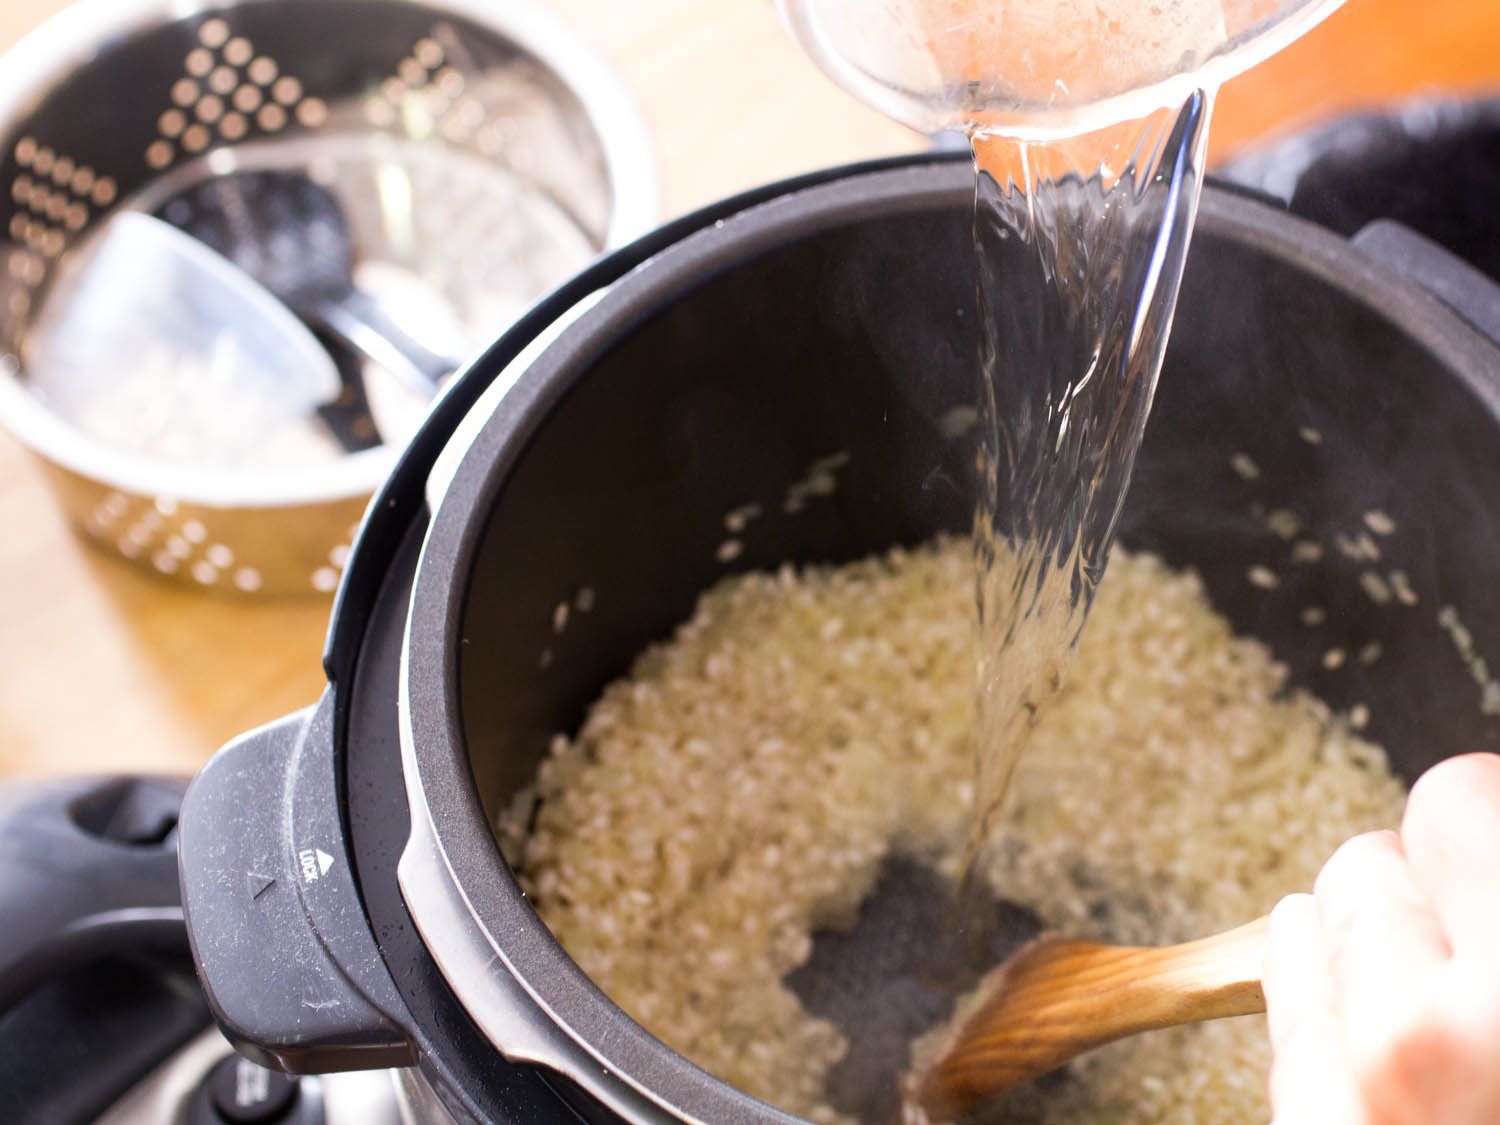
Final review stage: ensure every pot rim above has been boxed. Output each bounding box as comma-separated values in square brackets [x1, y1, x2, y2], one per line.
[396, 158, 1500, 1124]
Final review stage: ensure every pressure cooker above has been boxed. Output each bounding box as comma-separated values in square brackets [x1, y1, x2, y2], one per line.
[5, 152, 1500, 1123]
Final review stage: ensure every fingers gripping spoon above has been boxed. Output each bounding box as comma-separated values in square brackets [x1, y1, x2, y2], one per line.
[156, 169, 460, 397]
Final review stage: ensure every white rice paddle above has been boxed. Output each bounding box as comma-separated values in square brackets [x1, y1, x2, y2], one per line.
[916, 914, 1270, 1120]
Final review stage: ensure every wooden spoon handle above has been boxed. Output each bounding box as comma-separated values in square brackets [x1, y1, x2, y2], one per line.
[919, 915, 1270, 1120]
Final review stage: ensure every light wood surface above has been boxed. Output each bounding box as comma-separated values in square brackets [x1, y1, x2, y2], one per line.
[1, 0, 1497, 779]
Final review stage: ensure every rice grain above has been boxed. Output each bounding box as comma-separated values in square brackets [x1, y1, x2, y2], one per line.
[510, 540, 1404, 1123]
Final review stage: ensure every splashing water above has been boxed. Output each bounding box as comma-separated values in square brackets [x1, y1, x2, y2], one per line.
[963, 91, 1213, 880]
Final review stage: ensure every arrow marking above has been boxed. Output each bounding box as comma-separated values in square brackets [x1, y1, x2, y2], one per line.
[248, 872, 277, 900]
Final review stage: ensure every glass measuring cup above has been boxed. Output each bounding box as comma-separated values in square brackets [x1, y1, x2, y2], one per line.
[775, 0, 1346, 138]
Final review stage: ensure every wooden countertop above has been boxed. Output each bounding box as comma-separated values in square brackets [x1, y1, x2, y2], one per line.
[1, 0, 1498, 778]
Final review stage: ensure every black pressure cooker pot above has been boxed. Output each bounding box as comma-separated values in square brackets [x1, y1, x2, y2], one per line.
[7, 153, 1500, 1123]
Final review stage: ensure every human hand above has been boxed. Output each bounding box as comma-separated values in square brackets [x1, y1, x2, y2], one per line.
[1263, 752, 1500, 1124]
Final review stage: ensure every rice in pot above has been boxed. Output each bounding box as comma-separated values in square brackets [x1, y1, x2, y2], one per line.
[503, 538, 1405, 1123]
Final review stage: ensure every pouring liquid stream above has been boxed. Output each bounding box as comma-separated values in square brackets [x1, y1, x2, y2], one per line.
[958, 93, 1213, 903]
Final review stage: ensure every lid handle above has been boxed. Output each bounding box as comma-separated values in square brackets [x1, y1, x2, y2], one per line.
[179, 700, 415, 1074]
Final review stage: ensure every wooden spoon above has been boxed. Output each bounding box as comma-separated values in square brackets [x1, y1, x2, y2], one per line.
[916, 914, 1270, 1121]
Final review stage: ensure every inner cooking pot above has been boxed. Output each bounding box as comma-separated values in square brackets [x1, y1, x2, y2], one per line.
[178, 157, 1500, 1125]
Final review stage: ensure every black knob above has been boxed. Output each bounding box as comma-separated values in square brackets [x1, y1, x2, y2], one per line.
[206, 1053, 300, 1123]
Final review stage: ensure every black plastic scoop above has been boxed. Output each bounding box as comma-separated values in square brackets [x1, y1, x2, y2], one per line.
[156, 169, 457, 396]
[784, 855, 1047, 1122]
